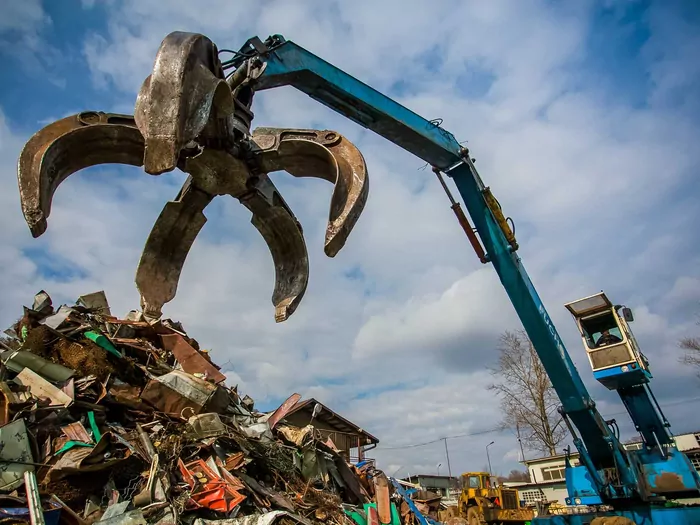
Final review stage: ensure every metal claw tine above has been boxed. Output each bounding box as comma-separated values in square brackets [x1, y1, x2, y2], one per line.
[137, 149, 309, 322]
[136, 176, 214, 319]
[189, 149, 309, 323]
[135, 31, 233, 175]
[17, 112, 144, 237]
[251, 128, 369, 257]
[241, 176, 309, 323]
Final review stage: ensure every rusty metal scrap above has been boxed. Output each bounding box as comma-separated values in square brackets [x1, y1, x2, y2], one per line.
[0, 289, 394, 524]
[161, 334, 227, 384]
[17, 30, 369, 323]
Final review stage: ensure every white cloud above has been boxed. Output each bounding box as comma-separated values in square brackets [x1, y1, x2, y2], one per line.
[1, 0, 699, 477]
[0, 0, 49, 34]
[352, 269, 517, 363]
[0, 0, 64, 83]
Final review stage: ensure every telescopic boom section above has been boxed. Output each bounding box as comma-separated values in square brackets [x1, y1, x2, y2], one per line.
[250, 37, 622, 472]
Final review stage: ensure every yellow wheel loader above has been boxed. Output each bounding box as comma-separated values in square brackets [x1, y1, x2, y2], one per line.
[458, 472, 534, 525]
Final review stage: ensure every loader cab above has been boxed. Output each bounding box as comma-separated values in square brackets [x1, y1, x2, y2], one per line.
[462, 472, 493, 491]
[565, 292, 650, 390]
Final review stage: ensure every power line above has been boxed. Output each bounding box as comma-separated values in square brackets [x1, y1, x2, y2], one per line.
[374, 396, 700, 451]
[600, 395, 700, 419]
[376, 427, 503, 450]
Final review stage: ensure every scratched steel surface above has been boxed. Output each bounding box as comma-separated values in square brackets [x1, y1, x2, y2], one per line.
[17, 31, 368, 323]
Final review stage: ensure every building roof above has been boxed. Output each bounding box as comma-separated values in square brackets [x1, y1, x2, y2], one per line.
[402, 475, 459, 481]
[521, 452, 579, 465]
[284, 398, 380, 444]
[522, 431, 700, 465]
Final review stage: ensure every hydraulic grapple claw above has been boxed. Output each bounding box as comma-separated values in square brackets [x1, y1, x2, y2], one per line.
[17, 112, 144, 237]
[135, 31, 233, 175]
[252, 128, 369, 257]
[136, 176, 214, 319]
[136, 149, 308, 322]
[16, 30, 370, 322]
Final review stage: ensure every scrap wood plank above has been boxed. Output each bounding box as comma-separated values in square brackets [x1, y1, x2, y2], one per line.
[374, 472, 391, 524]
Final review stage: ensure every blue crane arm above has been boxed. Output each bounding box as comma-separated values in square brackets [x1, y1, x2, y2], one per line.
[247, 36, 629, 478]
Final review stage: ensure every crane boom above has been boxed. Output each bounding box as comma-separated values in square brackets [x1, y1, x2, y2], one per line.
[249, 34, 628, 479]
[236, 34, 700, 516]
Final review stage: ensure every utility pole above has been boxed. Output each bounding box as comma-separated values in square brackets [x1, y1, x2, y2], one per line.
[516, 422, 526, 462]
[442, 437, 453, 478]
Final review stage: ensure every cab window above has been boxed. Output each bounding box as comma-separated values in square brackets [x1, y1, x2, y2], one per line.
[580, 313, 623, 349]
[467, 476, 480, 489]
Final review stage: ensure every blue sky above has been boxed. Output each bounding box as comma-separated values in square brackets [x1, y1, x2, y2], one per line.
[1, 0, 699, 477]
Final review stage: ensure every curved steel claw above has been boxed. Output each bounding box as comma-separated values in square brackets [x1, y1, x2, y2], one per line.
[134, 31, 233, 175]
[16, 30, 370, 323]
[252, 127, 369, 257]
[17, 112, 144, 237]
[136, 149, 308, 322]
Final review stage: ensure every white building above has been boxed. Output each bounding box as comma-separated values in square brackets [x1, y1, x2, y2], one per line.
[516, 453, 580, 507]
[514, 431, 700, 507]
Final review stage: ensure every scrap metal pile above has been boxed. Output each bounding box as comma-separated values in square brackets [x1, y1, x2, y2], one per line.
[7, 28, 437, 525]
[0, 290, 398, 525]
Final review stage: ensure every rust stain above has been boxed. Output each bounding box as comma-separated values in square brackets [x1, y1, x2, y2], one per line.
[653, 472, 687, 492]
[161, 333, 227, 384]
[61, 422, 92, 444]
[267, 392, 301, 429]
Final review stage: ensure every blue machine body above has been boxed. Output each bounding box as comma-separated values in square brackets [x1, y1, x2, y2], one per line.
[593, 365, 650, 390]
[388, 477, 440, 525]
[539, 508, 700, 525]
[565, 465, 603, 505]
[233, 34, 700, 522]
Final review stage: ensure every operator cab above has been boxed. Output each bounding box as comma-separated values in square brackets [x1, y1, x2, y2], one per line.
[462, 472, 494, 490]
[565, 292, 650, 390]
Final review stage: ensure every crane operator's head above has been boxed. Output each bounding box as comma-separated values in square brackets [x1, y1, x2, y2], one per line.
[597, 329, 622, 347]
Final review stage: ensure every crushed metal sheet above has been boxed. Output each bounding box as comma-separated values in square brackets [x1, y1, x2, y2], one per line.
[224, 452, 247, 472]
[187, 413, 227, 439]
[193, 510, 314, 525]
[141, 370, 229, 418]
[13, 368, 72, 407]
[32, 291, 52, 313]
[266, 392, 301, 430]
[161, 334, 226, 384]
[101, 501, 131, 520]
[62, 422, 92, 444]
[38, 305, 76, 330]
[49, 432, 131, 480]
[95, 509, 147, 525]
[1, 349, 75, 382]
[76, 291, 112, 316]
[240, 422, 272, 441]
[0, 419, 35, 491]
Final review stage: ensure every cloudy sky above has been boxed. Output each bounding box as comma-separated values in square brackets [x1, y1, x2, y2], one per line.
[1, 0, 699, 478]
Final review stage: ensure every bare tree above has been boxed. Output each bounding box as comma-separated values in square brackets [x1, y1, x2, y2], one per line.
[679, 312, 700, 377]
[488, 330, 567, 456]
[497, 470, 531, 483]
